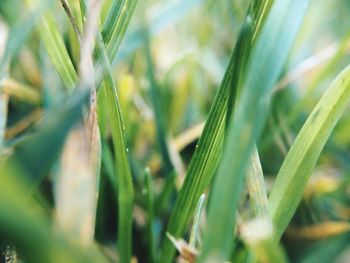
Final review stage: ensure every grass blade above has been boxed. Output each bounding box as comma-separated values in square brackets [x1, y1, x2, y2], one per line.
[6, 90, 89, 184]
[54, 0, 102, 244]
[79, 1, 139, 261]
[143, 168, 156, 262]
[144, 31, 175, 174]
[159, 2, 271, 261]
[198, 0, 308, 261]
[26, 0, 78, 90]
[102, 0, 139, 61]
[1, 78, 41, 105]
[0, 165, 108, 263]
[247, 146, 268, 217]
[95, 36, 134, 263]
[269, 64, 350, 239]
[189, 194, 206, 248]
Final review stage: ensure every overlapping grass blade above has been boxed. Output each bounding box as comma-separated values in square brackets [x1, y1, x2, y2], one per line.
[198, 0, 308, 261]
[269, 64, 350, 239]
[159, 2, 272, 261]
[80, 1, 139, 261]
[54, 0, 102, 246]
[95, 37, 134, 262]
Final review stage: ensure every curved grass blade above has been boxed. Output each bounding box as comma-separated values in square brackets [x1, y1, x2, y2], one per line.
[198, 0, 308, 261]
[269, 64, 350, 240]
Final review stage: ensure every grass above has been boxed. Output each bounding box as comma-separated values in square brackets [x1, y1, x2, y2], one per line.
[1, 0, 350, 262]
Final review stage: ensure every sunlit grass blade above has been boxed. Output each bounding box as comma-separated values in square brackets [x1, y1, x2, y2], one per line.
[1, 78, 41, 105]
[198, 0, 308, 261]
[269, 64, 350, 240]
[26, 0, 78, 90]
[247, 146, 268, 217]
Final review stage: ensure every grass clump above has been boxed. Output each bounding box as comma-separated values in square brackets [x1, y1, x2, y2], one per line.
[1, 0, 350, 262]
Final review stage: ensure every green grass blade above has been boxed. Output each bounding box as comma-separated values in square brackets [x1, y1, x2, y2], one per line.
[143, 168, 156, 262]
[144, 32, 175, 173]
[0, 165, 108, 263]
[102, 0, 139, 61]
[95, 35, 134, 263]
[7, 90, 89, 185]
[269, 64, 350, 240]
[198, 0, 308, 261]
[79, 2, 138, 261]
[26, 0, 78, 90]
[159, 2, 271, 262]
